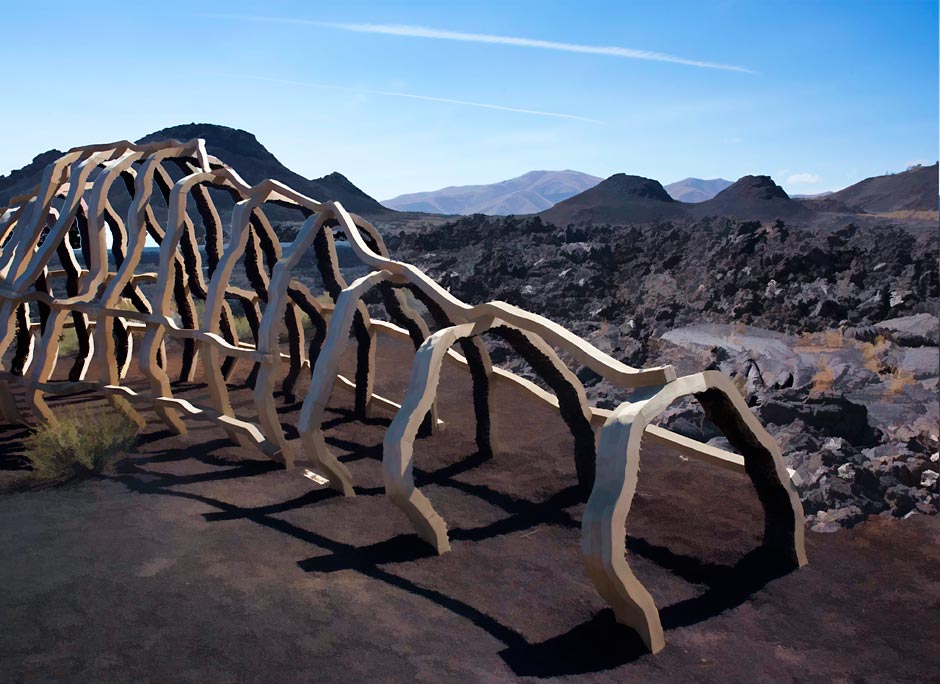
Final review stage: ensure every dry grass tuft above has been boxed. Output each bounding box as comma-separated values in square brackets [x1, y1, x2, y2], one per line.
[810, 358, 836, 396]
[884, 368, 918, 400]
[821, 329, 845, 350]
[861, 335, 891, 374]
[797, 329, 845, 352]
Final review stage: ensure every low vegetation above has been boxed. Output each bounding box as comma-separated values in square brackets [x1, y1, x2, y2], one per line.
[56, 326, 79, 357]
[861, 335, 891, 374]
[809, 358, 836, 396]
[23, 408, 138, 486]
[884, 368, 918, 400]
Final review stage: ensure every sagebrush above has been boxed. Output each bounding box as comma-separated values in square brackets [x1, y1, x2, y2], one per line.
[23, 408, 138, 484]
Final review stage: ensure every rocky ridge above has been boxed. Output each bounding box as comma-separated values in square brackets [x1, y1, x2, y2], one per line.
[388, 215, 939, 528]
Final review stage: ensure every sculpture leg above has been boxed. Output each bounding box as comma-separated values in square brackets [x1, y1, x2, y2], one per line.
[582, 372, 806, 654]
[582, 401, 665, 654]
[383, 326, 477, 554]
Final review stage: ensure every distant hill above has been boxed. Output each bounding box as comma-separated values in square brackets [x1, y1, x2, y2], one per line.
[539, 173, 819, 225]
[822, 162, 938, 212]
[664, 177, 732, 203]
[691, 175, 813, 220]
[0, 149, 64, 206]
[0, 123, 391, 219]
[538, 173, 688, 225]
[382, 170, 601, 215]
[791, 191, 833, 199]
[136, 123, 390, 217]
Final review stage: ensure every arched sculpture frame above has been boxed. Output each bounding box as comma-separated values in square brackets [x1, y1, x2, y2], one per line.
[0, 139, 807, 655]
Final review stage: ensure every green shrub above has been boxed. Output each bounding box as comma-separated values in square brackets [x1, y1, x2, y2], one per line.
[23, 408, 138, 485]
[231, 314, 255, 341]
[57, 327, 79, 356]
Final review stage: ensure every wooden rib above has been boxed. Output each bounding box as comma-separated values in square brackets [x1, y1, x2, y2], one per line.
[383, 321, 483, 552]
[582, 371, 807, 654]
[92, 142, 208, 428]
[297, 269, 407, 495]
[330, 203, 675, 389]
[255, 212, 331, 468]
[366, 276, 801, 488]
[311, 224, 376, 418]
[382, 318, 597, 552]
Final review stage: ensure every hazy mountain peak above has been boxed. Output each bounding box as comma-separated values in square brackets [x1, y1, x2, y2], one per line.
[664, 177, 733, 203]
[382, 169, 602, 215]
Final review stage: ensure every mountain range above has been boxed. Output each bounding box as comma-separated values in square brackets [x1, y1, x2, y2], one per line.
[539, 174, 810, 225]
[382, 170, 602, 215]
[0, 123, 935, 229]
[539, 164, 937, 226]
[382, 172, 736, 214]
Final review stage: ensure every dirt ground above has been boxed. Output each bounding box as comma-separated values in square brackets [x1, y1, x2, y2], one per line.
[1, 338, 938, 683]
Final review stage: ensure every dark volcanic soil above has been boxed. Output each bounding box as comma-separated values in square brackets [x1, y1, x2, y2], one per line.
[1, 339, 938, 683]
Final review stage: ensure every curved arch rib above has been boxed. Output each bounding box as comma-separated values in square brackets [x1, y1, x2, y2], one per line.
[581, 371, 807, 653]
[296, 269, 406, 495]
[382, 319, 595, 554]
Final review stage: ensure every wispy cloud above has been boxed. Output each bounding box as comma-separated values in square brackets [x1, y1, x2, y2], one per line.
[203, 14, 756, 74]
[235, 74, 603, 123]
[786, 172, 820, 185]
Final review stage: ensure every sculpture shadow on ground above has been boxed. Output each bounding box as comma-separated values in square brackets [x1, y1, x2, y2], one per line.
[93, 419, 791, 677]
[0, 424, 31, 471]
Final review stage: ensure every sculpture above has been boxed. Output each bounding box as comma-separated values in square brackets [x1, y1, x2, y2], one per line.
[0, 139, 807, 653]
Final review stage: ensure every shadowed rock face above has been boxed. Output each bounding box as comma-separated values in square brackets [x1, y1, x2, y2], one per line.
[602, 174, 677, 202]
[0, 149, 64, 206]
[723, 176, 790, 201]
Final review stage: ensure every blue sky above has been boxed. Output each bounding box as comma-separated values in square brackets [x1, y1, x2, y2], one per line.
[1, 0, 936, 199]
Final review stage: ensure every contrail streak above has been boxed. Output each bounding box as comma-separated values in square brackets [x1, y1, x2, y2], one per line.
[204, 14, 755, 74]
[239, 75, 604, 123]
